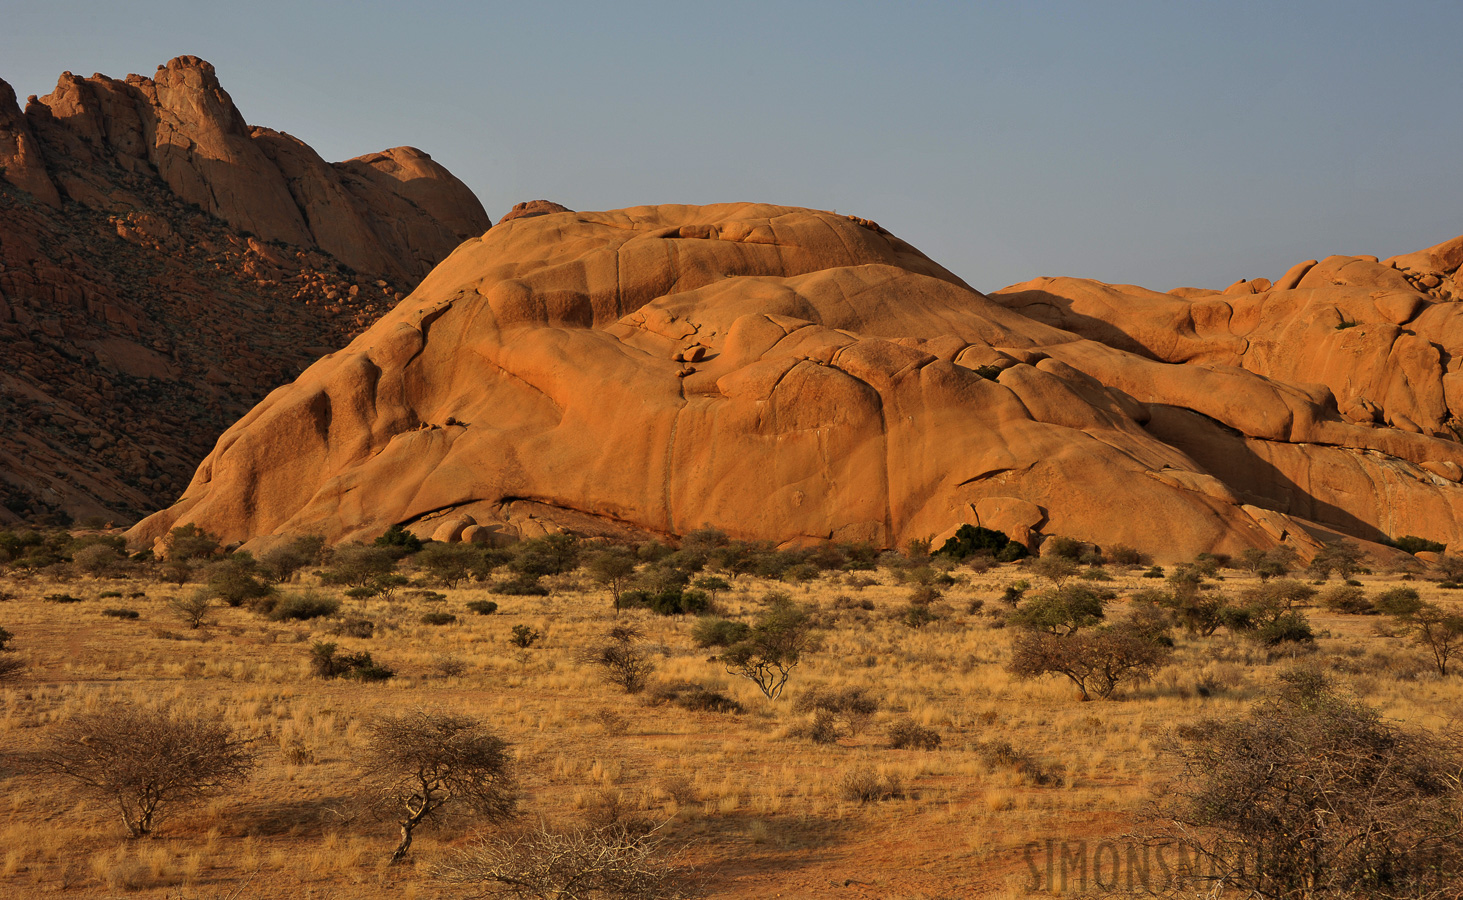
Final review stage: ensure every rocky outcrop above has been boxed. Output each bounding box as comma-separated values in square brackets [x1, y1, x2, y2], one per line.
[497, 200, 572, 224]
[137, 202, 1458, 561]
[991, 246, 1463, 546]
[0, 57, 489, 525]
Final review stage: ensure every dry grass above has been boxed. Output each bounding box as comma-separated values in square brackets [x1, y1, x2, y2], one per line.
[0, 558, 1458, 897]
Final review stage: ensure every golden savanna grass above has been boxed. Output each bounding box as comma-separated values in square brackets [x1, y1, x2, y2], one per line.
[0, 552, 1458, 898]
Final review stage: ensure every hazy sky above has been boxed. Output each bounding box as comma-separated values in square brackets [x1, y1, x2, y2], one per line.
[3, 1, 1460, 292]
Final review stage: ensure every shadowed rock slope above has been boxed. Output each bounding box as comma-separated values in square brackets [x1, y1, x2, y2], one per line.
[131, 203, 1463, 560]
[0, 56, 490, 525]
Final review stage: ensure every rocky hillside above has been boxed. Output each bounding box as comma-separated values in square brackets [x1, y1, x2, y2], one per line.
[0, 57, 490, 526]
[129, 204, 1463, 560]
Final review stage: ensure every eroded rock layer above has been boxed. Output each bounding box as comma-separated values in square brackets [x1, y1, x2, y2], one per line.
[0, 57, 489, 524]
[128, 203, 1463, 560]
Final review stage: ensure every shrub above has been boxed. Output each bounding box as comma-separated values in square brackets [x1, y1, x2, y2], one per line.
[308, 642, 394, 681]
[168, 592, 213, 629]
[466, 600, 499, 615]
[1390, 534, 1446, 555]
[491, 575, 549, 596]
[839, 766, 904, 803]
[510, 625, 541, 649]
[629, 587, 708, 616]
[935, 524, 1024, 561]
[267, 592, 340, 622]
[44, 593, 82, 603]
[887, 719, 941, 750]
[327, 617, 375, 638]
[900, 602, 940, 628]
[1238, 546, 1298, 580]
[691, 616, 750, 648]
[163, 524, 221, 561]
[1160, 674, 1463, 898]
[1107, 545, 1146, 567]
[1000, 580, 1029, 605]
[343, 574, 411, 600]
[1253, 611, 1315, 647]
[1375, 587, 1424, 617]
[790, 708, 842, 744]
[433, 821, 690, 899]
[580, 627, 655, 694]
[1030, 556, 1079, 586]
[975, 740, 1064, 786]
[374, 524, 423, 555]
[321, 544, 398, 588]
[420, 612, 457, 626]
[0, 625, 12, 651]
[1307, 541, 1364, 580]
[648, 681, 743, 714]
[102, 608, 140, 620]
[28, 704, 253, 836]
[793, 686, 878, 735]
[1320, 584, 1374, 614]
[73, 543, 124, 577]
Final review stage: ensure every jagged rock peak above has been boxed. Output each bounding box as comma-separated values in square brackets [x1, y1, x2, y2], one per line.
[6, 56, 490, 284]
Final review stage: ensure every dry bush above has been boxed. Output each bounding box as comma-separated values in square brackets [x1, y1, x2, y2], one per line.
[645, 682, 743, 715]
[168, 591, 213, 629]
[27, 703, 254, 836]
[359, 709, 517, 864]
[433, 820, 692, 899]
[1161, 670, 1463, 898]
[839, 766, 904, 804]
[788, 709, 842, 745]
[581, 626, 656, 694]
[886, 718, 941, 751]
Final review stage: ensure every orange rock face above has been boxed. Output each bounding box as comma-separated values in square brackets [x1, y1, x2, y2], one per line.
[0, 57, 488, 525]
[132, 202, 1459, 561]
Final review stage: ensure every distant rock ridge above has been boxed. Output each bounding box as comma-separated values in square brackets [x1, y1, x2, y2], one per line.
[7, 56, 489, 284]
[0, 56, 491, 525]
[125, 203, 1463, 560]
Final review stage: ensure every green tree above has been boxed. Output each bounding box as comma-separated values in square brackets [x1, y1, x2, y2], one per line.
[585, 549, 637, 612]
[719, 600, 820, 700]
[1006, 584, 1106, 635]
[1397, 602, 1463, 676]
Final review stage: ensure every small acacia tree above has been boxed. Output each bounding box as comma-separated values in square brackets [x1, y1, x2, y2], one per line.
[1399, 602, 1463, 676]
[719, 600, 819, 700]
[359, 710, 517, 864]
[1008, 622, 1172, 700]
[28, 704, 253, 836]
[586, 549, 638, 612]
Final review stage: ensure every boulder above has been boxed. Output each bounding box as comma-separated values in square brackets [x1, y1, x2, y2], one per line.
[133, 203, 1339, 560]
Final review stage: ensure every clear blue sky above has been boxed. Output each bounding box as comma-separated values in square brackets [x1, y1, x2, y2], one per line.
[3, 1, 1461, 292]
